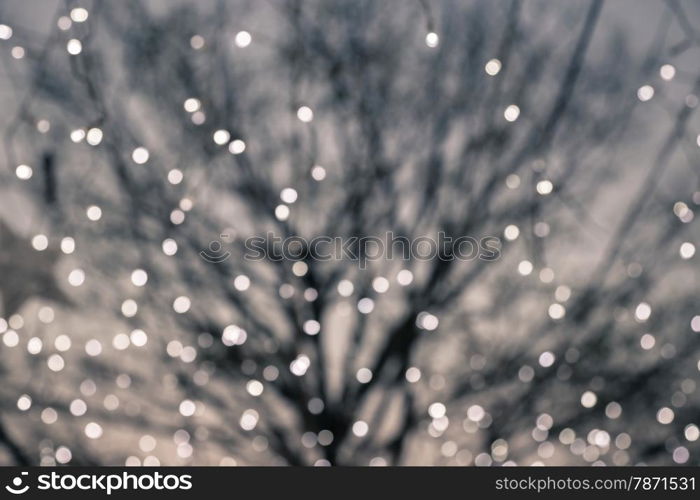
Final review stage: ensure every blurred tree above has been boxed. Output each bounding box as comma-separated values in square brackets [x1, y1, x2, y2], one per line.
[0, 0, 699, 466]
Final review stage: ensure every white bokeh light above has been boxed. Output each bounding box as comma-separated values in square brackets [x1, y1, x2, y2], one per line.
[32, 234, 48, 251]
[68, 268, 85, 286]
[504, 104, 520, 122]
[229, 139, 246, 155]
[86, 205, 102, 221]
[352, 420, 369, 437]
[425, 32, 439, 48]
[131, 269, 148, 287]
[67, 39, 82, 55]
[637, 85, 654, 101]
[85, 422, 103, 439]
[70, 8, 89, 22]
[16, 164, 33, 180]
[132, 147, 150, 164]
[213, 129, 230, 145]
[485, 58, 502, 76]
[235, 31, 252, 48]
[297, 106, 314, 123]
[173, 296, 191, 314]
